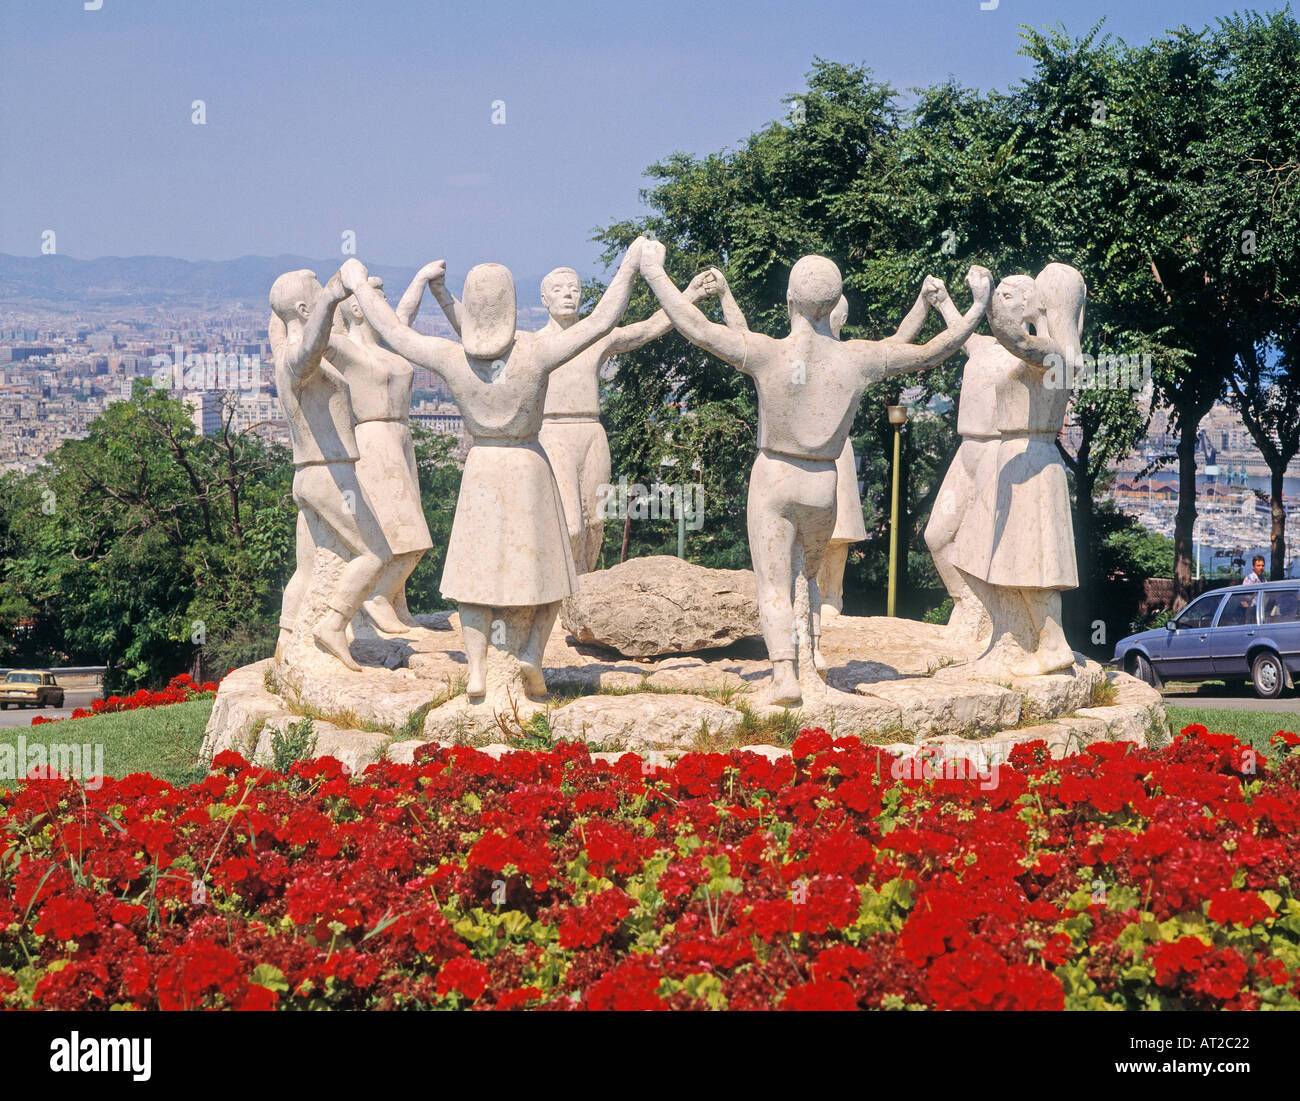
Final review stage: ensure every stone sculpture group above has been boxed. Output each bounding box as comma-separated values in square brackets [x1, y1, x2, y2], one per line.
[269, 238, 1086, 707]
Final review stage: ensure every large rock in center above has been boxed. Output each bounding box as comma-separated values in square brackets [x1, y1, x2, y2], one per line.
[561, 555, 760, 657]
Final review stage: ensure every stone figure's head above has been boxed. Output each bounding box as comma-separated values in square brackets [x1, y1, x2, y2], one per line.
[787, 255, 843, 322]
[343, 276, 385, 332]
[541, 267, 582, 322]
[989, 265, 1087, 369]
[1035, 263, 1087, 349]
[991, 274, 1043, 333]
[269, 269, 323, 325]
[461, 263, 517, 361]
[829, 295, 849, 338]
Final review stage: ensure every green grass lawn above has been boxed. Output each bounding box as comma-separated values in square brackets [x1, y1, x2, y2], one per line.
[1165, 705, 1299, 757]
[0, 698, 214, 790]
[1, 695, 1294, 792]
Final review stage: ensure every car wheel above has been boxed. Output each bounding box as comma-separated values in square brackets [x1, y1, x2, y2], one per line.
[1130, 653, 1157, 687]
[1251, 651, 1287, 700]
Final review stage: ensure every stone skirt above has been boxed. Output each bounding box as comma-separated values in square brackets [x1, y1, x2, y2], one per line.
[955, 434, 1078, 590]
[440, 437, 578, 607]
[354, 420, 433, 556]
[829, 437, 867, 543]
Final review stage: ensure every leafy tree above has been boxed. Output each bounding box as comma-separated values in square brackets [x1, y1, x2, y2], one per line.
[1211, 11, 1300, 580]
[1093, 16, 1298, 606]
[3, 382, 293, 688]
[404, 426, 464, 612]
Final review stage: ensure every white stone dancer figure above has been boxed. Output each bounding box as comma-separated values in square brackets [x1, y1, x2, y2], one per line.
[640, 241, 992, 705]
[269, 269, 389, 671]
[923, 281, 1017, 647]
[705, 274, 948, 620]
[952, 263, 1086, 677]
[328, 268, 441, 636]
[429, 265, 719, 572]
[338, 240, 646, 699]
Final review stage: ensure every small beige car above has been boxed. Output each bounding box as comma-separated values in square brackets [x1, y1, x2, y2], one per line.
[0, 671, 65, 709]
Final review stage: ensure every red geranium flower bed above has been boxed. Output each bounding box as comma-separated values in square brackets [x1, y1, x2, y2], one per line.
[2, 724, 1299, 1010]
[31, 673, 220, 726]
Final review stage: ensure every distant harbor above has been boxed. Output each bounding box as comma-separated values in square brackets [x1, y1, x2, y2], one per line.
[1110, 469, 1300, 577]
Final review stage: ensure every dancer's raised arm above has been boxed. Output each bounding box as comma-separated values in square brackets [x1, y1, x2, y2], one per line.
[341, 259, 463, 380]
[858, 266, 992, 378]
[639, 243, 752, 369]
[286, 272, 347, 380]
[703, 267, 751, 333]
[395, 263, 447, 327]
[421, 261, 465, 336]
[540, 237, 647, 369]
[604, 269, 720, 354]
[885, 276, 948, 344]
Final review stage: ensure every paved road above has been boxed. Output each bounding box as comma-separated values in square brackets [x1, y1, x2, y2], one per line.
[0, 688, 102, 729]
[1160, 684, 1300, 712]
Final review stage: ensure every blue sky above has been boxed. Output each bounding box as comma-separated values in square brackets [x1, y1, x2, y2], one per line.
[0, 0, 1267, 279]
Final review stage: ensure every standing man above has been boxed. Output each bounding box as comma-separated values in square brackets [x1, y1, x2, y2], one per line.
[269, 269, 389, 671]
[428, 265, 718, 572]
[641, 241, 991, 705]
[705, 271, 948, 619]
[1245, 555, 1267, 584]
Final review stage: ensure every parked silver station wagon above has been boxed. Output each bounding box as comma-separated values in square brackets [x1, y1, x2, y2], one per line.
[1112, 580, 1300, 699]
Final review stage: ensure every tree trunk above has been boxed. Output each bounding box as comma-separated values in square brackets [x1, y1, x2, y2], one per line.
[1173, 422, 1200, 610]
[1072, 465, 1096, 642]
[1271, 464, 1286, 581]
[1066, 417, 1096, 644]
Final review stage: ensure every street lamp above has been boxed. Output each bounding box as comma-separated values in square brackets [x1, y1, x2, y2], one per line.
[886, 404, 908, 617]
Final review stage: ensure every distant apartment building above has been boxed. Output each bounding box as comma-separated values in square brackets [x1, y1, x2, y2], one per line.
[184, 391, 224, 436]
[0, 345, 55, 363]
[410, 401, 470, 455]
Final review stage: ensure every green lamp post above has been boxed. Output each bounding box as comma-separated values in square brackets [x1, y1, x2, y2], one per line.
[886, 404, 909, 617]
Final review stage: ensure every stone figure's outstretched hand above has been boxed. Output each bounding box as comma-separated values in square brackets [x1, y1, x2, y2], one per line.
[623, 235, 648, 270]
[340, 259, 369, 293]
[416, 260, 447, 290]
[965, 265, 994, 306]
[921, 275, 950, 308]
[639, 238, 667, 272]
[323, 271, 347, 301]
[685, 269, 720, 302]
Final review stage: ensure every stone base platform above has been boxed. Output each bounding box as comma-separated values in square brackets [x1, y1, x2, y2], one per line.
[199, 613, 1168, 774]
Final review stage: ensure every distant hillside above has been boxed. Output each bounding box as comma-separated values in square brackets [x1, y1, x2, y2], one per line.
[0, 254, 546, 310]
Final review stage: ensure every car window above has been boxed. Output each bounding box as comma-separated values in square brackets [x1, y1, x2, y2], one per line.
[8, 673, 39, 684]
[1176, 592, 1226, 630]
[1217, 591, 1259, 628]
[1262, 589, 1300, 623]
